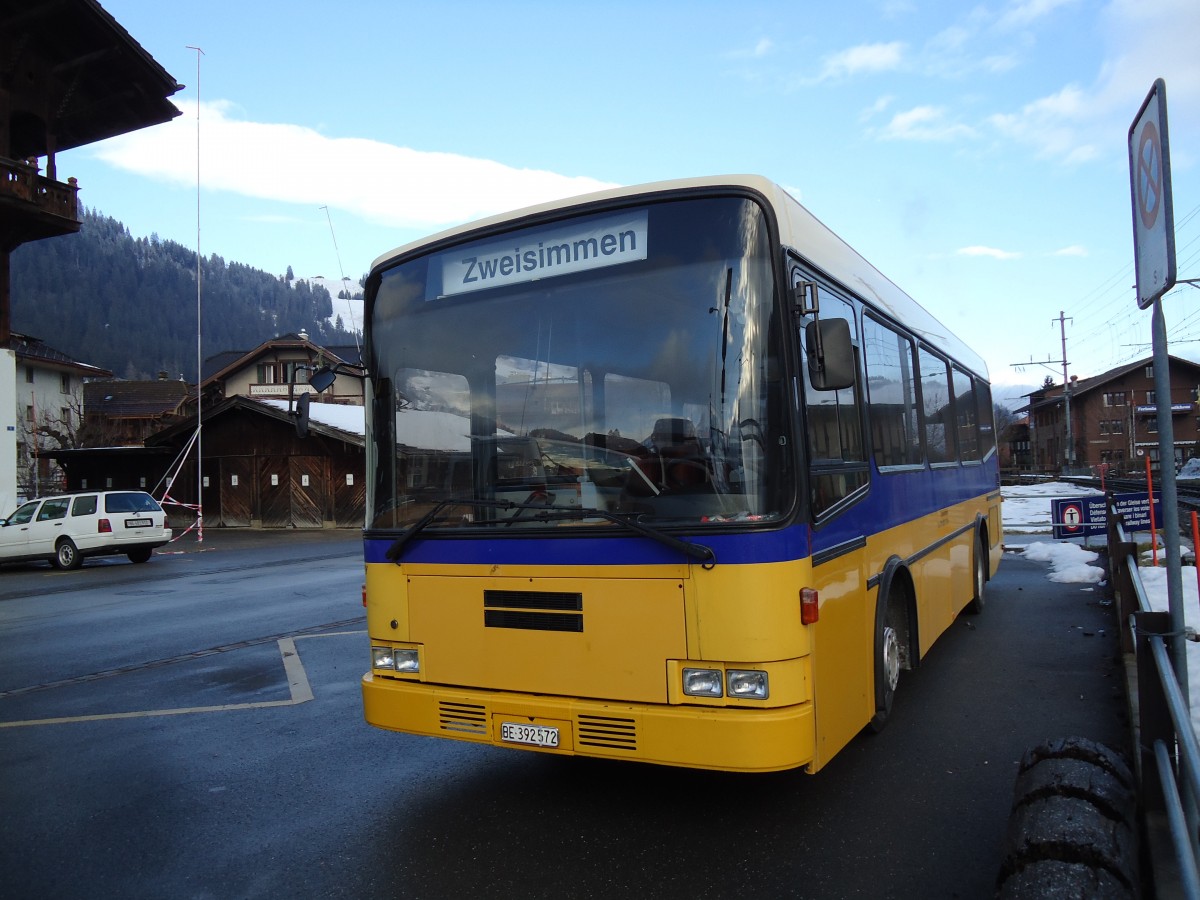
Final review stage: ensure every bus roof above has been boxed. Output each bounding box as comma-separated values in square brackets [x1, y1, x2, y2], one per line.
[371, 175, 988, 379]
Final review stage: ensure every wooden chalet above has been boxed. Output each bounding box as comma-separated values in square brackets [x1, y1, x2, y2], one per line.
[83, 374, 191, 445]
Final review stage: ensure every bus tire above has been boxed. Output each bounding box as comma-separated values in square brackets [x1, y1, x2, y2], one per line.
[869, 588, 906, 733]
[966, 532, 988, 615]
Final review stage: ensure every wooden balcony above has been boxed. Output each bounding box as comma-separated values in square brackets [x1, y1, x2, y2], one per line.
[0, 156, 82, 250]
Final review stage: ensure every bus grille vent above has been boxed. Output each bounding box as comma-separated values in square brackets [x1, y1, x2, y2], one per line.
[484, 590, 583, 633]
[438, 701, 488, 736]
[577, 714, 637, 751]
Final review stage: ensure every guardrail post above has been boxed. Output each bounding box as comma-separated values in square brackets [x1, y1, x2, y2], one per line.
[1108, 504, 1139, 654]
[1136, 610, 1175, 815]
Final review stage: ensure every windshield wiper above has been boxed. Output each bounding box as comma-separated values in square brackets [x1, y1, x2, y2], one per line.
[385, 498, 716, 567]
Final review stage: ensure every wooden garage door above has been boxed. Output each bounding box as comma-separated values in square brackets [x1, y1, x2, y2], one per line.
[259, 456, 325, 528]
[219, 457, 254, 527]
[332, 465, 365, 527]
[290, 456, 324, 528]
[259, 456, 290, 527]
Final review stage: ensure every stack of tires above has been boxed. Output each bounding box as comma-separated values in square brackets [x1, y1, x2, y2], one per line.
[996, 737, 1139, 898]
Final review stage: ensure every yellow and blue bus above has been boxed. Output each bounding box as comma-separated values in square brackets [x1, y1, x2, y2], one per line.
[359, 175, 1001, 773]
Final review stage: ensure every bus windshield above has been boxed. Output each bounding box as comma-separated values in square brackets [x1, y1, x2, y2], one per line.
[366, 195, 792, 532]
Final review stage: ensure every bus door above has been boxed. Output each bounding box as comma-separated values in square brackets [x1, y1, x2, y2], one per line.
[793, 266, 874, 767]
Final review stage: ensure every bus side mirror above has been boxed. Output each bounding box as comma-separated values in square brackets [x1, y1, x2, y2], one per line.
[309, 366, 337, 393]
[295, 391, 312, 438]
[805, 318, 855, 391]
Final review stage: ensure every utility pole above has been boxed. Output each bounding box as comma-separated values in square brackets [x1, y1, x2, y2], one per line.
[1009, 311, 1074, 474]
[1055, 310, 1074, 472]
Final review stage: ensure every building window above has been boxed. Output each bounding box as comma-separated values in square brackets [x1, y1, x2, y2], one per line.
[1146, 365, 1155, 379]
[60, 373, 70, 393]
[25, 405, 33, 422]
[1103, 392, 1126, 407]
[25, 366, 34, 384]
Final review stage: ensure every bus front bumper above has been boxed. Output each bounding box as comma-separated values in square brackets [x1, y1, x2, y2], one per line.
[361, 673, 816, 773]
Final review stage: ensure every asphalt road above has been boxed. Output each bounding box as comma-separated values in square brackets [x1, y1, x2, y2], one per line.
[0, 535, 1129, 899]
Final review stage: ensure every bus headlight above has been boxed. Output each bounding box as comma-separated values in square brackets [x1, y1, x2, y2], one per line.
[682, 667, 723, 697]
[372, 646, 420, 674]
[727, 669, 769, 700]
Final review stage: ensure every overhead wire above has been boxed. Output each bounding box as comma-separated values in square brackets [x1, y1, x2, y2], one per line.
[1059, 201, 1200, 373]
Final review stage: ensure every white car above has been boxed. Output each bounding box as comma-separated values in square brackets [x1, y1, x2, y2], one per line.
[0, 491, 173, 570]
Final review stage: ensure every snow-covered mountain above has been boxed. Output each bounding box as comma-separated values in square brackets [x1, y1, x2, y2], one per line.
[304, 275, 364, 335]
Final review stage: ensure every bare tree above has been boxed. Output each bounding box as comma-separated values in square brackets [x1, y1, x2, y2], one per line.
[16, 393, 125, 498]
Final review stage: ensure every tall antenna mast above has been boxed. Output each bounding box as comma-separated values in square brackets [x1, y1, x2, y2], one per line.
[320, 205, 361, 354]
[187, 45, 204, 543]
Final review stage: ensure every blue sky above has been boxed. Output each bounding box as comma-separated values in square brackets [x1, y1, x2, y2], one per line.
[53, 0, 1200, 393]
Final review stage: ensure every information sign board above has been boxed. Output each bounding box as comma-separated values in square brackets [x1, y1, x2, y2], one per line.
[1051, 492, 1161, 539]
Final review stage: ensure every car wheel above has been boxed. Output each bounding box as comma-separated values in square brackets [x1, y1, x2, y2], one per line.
[53, 538, 82, 570]
[127, 548, 152, 564]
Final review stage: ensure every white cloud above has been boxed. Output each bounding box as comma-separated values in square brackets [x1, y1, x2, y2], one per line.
[1052, 245, 1089, 257]
[860, 95, 895, 122]
[957, 245, 1022, 260]
[724, 37, 774, 61]
[877, 105, 976, 141]
[987, 85, 1101, 162]
[987, 0, 1200, 165]
[89, 100, 617, 230]
[818, 42, 906, 81]
[996, 0, 1081, 31]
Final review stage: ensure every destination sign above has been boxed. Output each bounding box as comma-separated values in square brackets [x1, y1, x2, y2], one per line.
[440, 211, 648, 297]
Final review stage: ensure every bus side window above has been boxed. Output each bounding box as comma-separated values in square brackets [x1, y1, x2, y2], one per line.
[976, 378, 996, 459]
[862, 314, 922, 468]
[952, 365, 980, 461]
[917, 346, 957, 464]
[799, 289, 868, 517]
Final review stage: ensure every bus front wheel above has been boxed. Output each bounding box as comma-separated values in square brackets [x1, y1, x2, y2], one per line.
[966, 533, 988, 615]
[870, 593, 905, 733]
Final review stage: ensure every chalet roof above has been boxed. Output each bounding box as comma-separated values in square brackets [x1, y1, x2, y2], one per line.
[8, 331, 112, 377]
[84, 378, 190, 418]
[145, 395, 363, 448]
[0, 0, 183, 159]
[200, 333, 363, 385]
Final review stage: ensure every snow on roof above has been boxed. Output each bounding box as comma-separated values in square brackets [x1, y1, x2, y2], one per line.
[261, 399, 364, 437]
[259, 399, 500, 451]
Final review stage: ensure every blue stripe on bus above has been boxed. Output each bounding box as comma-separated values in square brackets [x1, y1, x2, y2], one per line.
[365, 459, 997, 568]
[365, 524, 810, 567]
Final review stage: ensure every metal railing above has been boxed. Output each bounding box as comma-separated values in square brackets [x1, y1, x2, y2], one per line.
[1108, 500, 1200, 896]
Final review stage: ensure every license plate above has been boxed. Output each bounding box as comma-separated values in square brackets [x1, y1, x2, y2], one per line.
[124, 518, 152, 528]
[500, 722, 559, 748]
